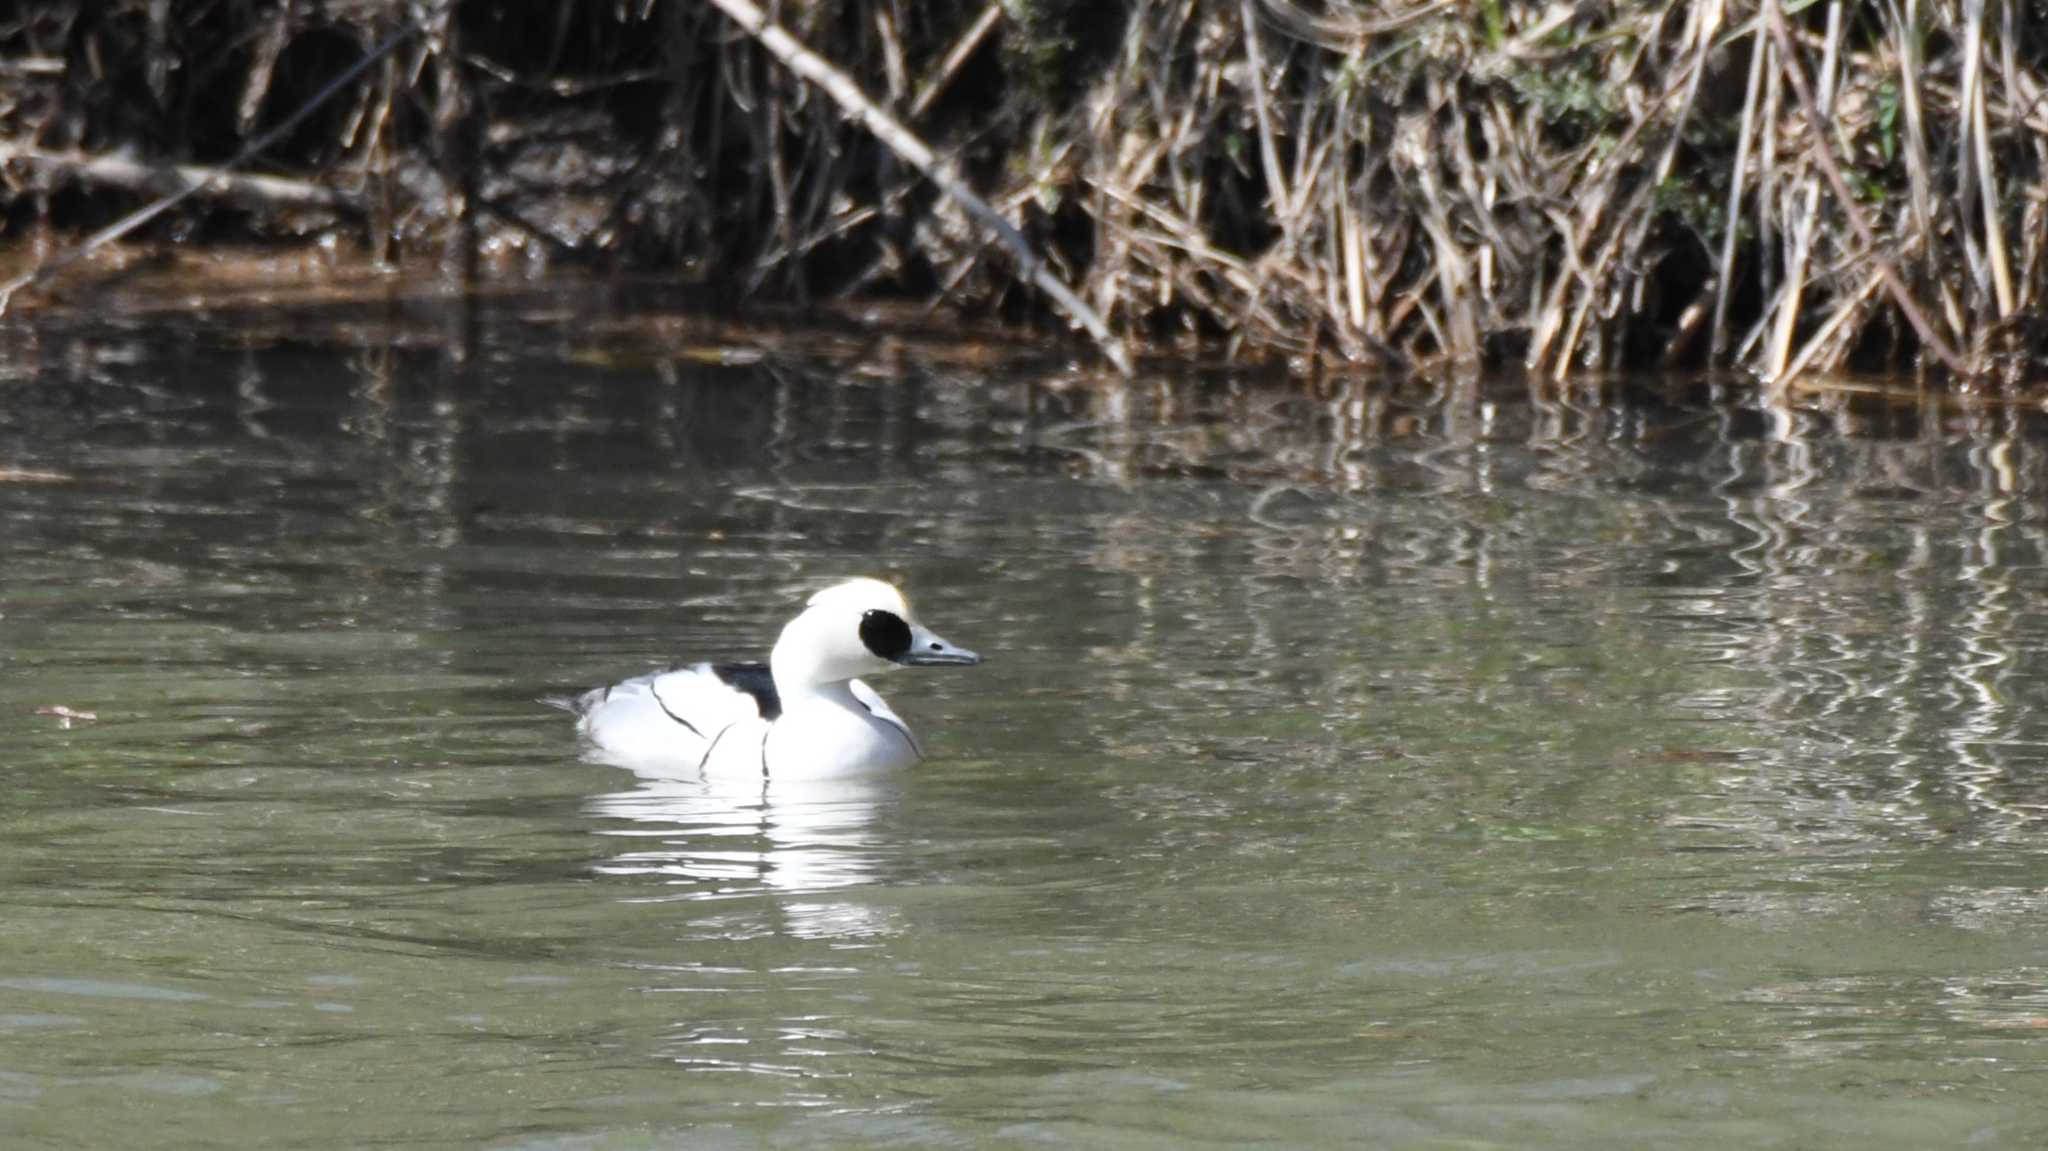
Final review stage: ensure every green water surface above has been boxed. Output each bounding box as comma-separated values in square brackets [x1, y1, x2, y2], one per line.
[3, 301, 2047, 1148]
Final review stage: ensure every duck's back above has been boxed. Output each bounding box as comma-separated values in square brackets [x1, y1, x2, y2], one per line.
[570, 661, 774, 772]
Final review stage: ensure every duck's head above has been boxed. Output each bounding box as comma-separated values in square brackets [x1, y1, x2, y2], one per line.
[770, 577, 981, 689]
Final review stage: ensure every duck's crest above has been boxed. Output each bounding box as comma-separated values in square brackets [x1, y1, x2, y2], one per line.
[806, 577, 911, 618]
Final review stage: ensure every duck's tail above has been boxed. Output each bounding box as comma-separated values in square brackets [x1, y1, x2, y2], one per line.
[538, 693, 586, 715]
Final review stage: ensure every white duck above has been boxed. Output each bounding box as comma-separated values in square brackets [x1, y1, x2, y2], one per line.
[560, 578, 981, 778]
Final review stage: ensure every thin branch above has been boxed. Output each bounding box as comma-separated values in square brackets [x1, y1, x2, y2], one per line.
[703, 0, 1132, 376]
[1711, 16, 1769, 361]
[0, 145, 364, 211]
[1762, 0, 1971, 378]
[908, 2, 1002, 120]
[1240, 0, 1293, 233]
[0, 22, 418, 313]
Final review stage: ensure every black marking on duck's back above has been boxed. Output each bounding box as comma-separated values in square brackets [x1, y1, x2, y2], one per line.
[647, 681, 705, 738]
[859, 609, 912, 662]
[711, 661, 781, 720]
[696, 720, 741, 772]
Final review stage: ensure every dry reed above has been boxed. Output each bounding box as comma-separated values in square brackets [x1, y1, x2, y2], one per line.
[2, 1, 2044, 383]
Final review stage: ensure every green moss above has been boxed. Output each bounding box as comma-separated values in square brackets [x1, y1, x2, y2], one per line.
[999, 0, 1128, 107]
[1503, 56, 1616, 134]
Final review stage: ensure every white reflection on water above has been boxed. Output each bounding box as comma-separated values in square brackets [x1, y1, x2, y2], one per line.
[584, 769, 902, 940]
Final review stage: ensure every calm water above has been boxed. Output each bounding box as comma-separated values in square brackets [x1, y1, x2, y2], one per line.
[4, 297, 2048, 1148]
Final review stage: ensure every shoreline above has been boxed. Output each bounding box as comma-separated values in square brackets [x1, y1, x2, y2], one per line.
[6, 2, 2045, 386]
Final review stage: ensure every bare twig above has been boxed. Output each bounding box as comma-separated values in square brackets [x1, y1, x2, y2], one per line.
[1711, 14, 1769, 361]
[1240, 0, 1293, 233]
[703, 0, 1132, 376]
[908, 2, 1001, 120]
[1762, 0, 1971, 379]
[1887, 0, 1936, 288]
[0, 22, 417, 313]
[1965, 6, 2014, 319]
[0, 145, 363, 211]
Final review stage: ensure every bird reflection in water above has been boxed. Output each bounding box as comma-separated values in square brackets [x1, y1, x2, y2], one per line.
[583, 767, 905, 941]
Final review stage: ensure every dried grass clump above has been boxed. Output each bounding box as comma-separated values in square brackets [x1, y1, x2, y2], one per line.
[2, 1, 2045, 384]
[1043, 0, 2048, 383]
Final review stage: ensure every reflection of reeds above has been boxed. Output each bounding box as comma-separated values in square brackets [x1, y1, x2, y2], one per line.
[4, 3, 2045, 381]
[10, 300, 2048, 866]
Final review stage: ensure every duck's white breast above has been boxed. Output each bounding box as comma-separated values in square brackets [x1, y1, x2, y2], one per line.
[759, 686, 922, 778]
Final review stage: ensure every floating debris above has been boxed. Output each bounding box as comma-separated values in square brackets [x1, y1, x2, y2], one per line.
[34, 705, 98, 729]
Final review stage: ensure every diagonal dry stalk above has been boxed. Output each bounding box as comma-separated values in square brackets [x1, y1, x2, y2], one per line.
[0, 19, 419, 312]
[1761, 0, 1971, 380]
[702, 0, 1133, 375]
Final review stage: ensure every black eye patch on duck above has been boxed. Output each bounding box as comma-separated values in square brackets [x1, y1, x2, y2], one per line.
[859, 608, 914, 662]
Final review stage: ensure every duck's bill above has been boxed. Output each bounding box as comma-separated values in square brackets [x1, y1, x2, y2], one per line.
[898, 626, 982, 667]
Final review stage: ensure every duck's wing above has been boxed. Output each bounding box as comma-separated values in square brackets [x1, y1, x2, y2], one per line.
[570, 661, 775, 768]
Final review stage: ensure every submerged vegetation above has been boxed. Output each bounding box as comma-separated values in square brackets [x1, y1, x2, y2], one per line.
[3, 1, 2047, 385]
